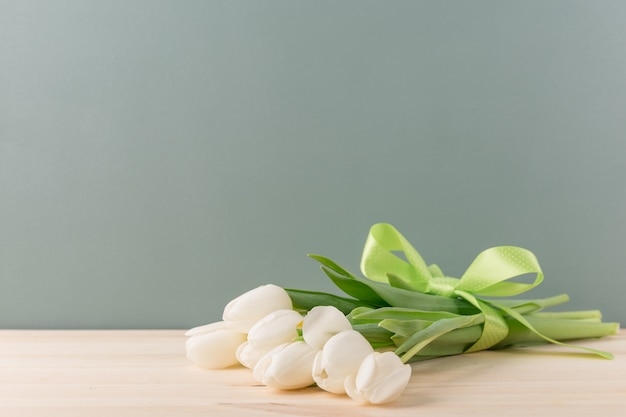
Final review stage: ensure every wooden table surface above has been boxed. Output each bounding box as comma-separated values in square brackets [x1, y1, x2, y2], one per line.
[1, 329, 624, 417]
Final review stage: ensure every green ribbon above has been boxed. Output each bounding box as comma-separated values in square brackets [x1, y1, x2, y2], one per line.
[359, 223, 610, 357]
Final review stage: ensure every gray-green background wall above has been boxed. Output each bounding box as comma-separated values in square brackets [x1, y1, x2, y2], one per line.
[1, 1, 625, 329]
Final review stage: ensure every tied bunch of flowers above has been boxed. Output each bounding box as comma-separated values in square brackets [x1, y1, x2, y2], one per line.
[186, 284, 410, 404]
[186, 223, 619, 405]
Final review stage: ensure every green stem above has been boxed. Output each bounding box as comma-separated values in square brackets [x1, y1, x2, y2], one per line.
[399, 316, 618, 362]
[488, 293, 570, 314]
[528, 310, 602, 321]
[495, 316, 619, 348]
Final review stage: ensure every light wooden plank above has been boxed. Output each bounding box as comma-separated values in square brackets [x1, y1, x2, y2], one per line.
[0, 330, 624, 416]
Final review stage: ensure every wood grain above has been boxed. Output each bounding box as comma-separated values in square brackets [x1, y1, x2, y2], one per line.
[1, 330, 624, 416]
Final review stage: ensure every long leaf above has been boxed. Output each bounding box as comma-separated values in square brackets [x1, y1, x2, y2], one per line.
[395, 314, 484, 362]
[490, 300, 615, 359]
[355, 276, 477, 313]
[320, 266, 389, 306]
[485, 293, 570, 314]
[308, 254, 358, 278]
[311, 254, 478, 314]
[352, 306, 462, 322]
[285, 288, 371, 315]
[494, 316, 619, 349]
[351, 323, 395, 348]
[380, 319, 432, 337]
[399, 326, 484, 360]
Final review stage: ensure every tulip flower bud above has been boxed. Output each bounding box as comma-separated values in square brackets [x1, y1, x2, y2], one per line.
[223, 284, 293, 333]
[344, 351, 412, 404]
[185, 321, 247, 369]
[312, 329, 374, 394]
[236, 309, 303, 368]
[253, 342, 317, 390]
[301, 306, 352, 350]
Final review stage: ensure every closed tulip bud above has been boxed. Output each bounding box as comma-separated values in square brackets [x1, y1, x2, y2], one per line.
[253, 342, 317, 390]
[344, 351, 412, 404]
[302, 306, 352, 350]
[185, 321, 246, 369]
[223, 284, 293, 333]
[312, 329, 374, 394]
[236, 309, 303, 368]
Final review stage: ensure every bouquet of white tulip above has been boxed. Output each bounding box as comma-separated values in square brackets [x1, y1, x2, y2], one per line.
[186, 223, 619, 405]
[185, 285, 410, 404]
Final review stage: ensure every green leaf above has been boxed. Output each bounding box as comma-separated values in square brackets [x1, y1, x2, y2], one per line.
[379, 319, 433, 337]
[394, 325, 484, 357]
[486, 293, 570, 314]
[387, 273, 417, 291]
[490, 300, 615, 359]
[308, 254, 357, 278]
[351, 306, 462, 322]
[395, 314, 484, 362]
[310, 253, 478, 314]
[351, 323, 395, 348]
[347, 306, 379, 323]
[319, 266, 389, 306]
[528, 310, 603, 322]
[285, 288, 371, 315]
[496, 316, 618, 349]
[361, 278, 478, 314]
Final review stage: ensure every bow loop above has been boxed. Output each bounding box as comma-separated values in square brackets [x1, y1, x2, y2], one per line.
[360, 223, 432, 292]
[456, 246, 543, 297]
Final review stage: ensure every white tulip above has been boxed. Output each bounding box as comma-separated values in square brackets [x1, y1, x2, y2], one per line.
[344, 351, 412, 404]
[312, 329, 374, 394]
[185, 321, 247, 369]
[253, 342, 317, 390]
[301, 305, 352, 350]
[185, 320, 235, 337]
[223, 284, 293, 333]
[236, 309, 303, 368]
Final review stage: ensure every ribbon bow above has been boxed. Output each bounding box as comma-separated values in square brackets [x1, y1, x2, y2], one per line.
[359, 223, 606, 356]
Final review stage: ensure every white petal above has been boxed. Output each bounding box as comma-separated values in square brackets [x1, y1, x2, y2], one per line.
[235, 341, 272, 369]
[302, 306, 352, 350]
[355, 351, 403, 391]
[185, 321, 232, 337]
[367, 364, 411, 404]
[185, 329, 246, 369]
[312, 330, 373, 394]
[252, 344, 285, 383]
[346, 352, 412, 404]
[247, 309, 302, 344]
[263, 342, 317, 390]
[223, 284, 293, 333]
[344, 373, 368, 403]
